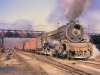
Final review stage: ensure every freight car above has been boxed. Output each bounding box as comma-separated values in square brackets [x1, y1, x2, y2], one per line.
[17, 20, 93, 59]
[24, 38, 36, 52]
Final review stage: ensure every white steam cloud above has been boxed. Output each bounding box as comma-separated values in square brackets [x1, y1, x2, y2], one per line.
[48, 39, 60, 46]
[90, 45, 100, 59]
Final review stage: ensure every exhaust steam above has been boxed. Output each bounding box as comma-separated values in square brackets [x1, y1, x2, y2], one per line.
[60, 0, 91, 21]
[90, 45, 100, 59]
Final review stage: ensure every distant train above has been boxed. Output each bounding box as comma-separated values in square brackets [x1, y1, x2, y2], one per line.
[16, 20, 93, 59]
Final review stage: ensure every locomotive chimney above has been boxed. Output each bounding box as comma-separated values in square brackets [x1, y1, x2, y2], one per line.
[75, 20, 79, 24]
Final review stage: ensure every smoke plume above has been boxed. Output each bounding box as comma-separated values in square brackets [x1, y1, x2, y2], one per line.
[60, 0, 91, 21]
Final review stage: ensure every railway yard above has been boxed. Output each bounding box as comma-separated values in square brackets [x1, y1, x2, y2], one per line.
[0, 50, 100, 75]
[0, 20, 100, 75]
[1, 0, 100, 75]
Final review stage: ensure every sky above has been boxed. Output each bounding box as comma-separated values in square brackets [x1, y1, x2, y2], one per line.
[0, 0, 57, 31]
[0, 0, 100, 32]
[0, 0, 100, 47]
[0, 0, 55, 23]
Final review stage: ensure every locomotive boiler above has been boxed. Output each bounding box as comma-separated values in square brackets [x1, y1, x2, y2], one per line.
[36, 20, 93, 59]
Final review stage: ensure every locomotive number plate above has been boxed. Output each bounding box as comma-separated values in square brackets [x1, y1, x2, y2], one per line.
[74, 47, 86, 51]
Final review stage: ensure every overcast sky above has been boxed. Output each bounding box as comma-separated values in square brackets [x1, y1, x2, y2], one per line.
[0, 0, 56, 23]
[0, 0, 100, 32]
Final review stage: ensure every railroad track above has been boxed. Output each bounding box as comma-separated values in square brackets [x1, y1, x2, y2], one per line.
[16, 52, 48, 75]
[19, 51, 93, 75]
[69, 58, 100, 70]
[82, 60, 100, 65]
[16, 54, 39, 75]
[90, 59, 100, 62]
[0, 51, 41, 75]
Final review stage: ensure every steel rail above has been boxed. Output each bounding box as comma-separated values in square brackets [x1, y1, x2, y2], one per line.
[20, 52, 92, 75]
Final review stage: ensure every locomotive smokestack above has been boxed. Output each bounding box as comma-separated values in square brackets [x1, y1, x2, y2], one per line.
[60, 0, 92, 21]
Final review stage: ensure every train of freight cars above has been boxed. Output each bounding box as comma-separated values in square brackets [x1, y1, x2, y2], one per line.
[16, 20, 93, 59]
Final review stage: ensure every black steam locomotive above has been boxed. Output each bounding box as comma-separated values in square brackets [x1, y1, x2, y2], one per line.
[36, 20, 93, 59]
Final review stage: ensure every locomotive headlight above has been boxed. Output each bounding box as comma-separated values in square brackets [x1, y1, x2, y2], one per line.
[72, 29, 79, 36]
[72, 29, 81, 37]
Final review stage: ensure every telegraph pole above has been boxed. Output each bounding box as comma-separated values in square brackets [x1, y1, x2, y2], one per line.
[88, 25, 89, 34]
[2, 37, 4, 53]
[58, 23, 59, 28]
[2, 30, 5, 53]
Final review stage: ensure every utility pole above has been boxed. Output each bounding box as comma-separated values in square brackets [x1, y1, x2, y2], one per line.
[2, 37, 4, 53]
[58, 23, 59, 28]
[88, 25, 89, 35]
[2, 30, 5, 53]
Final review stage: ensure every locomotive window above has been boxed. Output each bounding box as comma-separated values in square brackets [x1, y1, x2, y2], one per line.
[74, 25, 80, 30]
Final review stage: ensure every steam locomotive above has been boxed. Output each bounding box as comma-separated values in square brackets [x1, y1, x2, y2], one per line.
[17, 20, 93, 59]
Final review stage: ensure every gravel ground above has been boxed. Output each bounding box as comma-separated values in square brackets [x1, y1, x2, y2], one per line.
[17, 52, 73, 75]
[0, 51, 34, 75]
[2, 50, 99, 75]
[25, 51, 100, 75]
